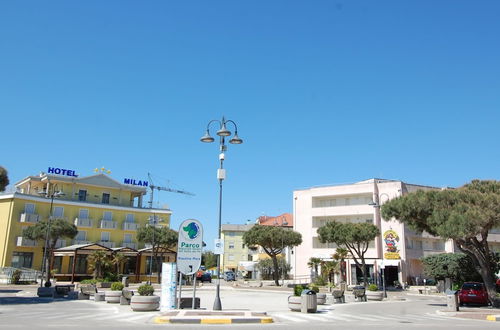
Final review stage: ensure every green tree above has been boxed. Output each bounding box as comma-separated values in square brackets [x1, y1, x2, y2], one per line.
[317, 222, 379, 287]
[381, 180, 500, 305]
[256, 256, 291, 280]
[332, 247, 349, 283]
[23, 219, 78, 283]
[0, 166, 9, 192]
[201, 251, 217, 269]
[111, 253, 127, 275]
[421, 253, 482, 285]
[88, 250, 111, 279]
[137, 225, 178, 283]
[307, 257, 322, 279]
[243, 225, 302, 286]
[320, 260, 339, 287]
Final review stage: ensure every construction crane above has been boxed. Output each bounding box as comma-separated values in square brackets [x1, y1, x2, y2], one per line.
[147, 173, 195, 209]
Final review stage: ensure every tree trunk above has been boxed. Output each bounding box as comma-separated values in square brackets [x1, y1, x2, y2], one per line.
[458, 242, 498, 306]
[271, 255, 280, 286]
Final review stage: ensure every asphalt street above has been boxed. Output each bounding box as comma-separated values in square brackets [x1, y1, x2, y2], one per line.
[0, 283, 498, 330]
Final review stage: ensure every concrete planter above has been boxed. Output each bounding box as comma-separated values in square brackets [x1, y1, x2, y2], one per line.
[130, 295, 160, 311]
[288, 296, 301, 311]
[37, 287, 54, 297]
[317, 293, 327, 305]
[366, 291, 384, 301]
[105, 291, 122, 303]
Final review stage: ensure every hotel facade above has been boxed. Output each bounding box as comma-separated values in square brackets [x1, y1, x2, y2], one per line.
[293, 178, 500, 287]
[0, 169, 173, 282]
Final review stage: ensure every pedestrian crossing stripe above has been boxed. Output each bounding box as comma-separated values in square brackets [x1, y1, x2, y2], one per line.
[270, 312, 452, 323]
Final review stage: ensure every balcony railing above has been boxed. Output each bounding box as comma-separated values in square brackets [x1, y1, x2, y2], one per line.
[121, 242, 137, 249]
[16, 237, 37, 247]
[98, 241, 115, 248]
[123, 222, 139, 231]
[100, 220, 117, 229]
[19, 213, 40, 223]
[74, 218, 93, 227]
[73, 239, 92, 245]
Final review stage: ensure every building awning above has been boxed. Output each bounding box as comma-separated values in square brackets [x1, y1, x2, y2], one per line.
[53, 243, 113, 256]
[238, 261, 256, 271]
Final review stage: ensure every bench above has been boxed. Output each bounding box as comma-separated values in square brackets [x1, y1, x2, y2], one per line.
[79, 284, 98, 300]
[353, 286, 367, 302]
[332, 289, 345, 303]
[53, 284, 75, 298]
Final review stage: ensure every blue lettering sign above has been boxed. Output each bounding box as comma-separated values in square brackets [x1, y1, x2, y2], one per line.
[48, 167, 78, 177]
[123, 178, 148, 187]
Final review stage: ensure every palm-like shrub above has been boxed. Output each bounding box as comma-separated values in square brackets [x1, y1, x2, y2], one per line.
[138, 284, 154, 296]
[111, 282, 124, 291]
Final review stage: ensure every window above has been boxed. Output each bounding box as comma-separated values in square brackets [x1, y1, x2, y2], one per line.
[125, 214, 134, 223]
[11, 252, 33, 268]
[248, 255, 252, 261]
[79, 209, 89, 219]
[102, 193, 110, 204]
[78, 190, 87, 202]
[103, 211, 113, 221]
[101, 232, 110, 242]
[53, 256, 63, 273]
[68, 255, 87, 274]
[75, 231, 87, 241]
[53, 206, 64, 218]
[228, 254, 235, 261]
[24, 203, 35, 214]
[124, 234, 133, 243]
[228, 241, 235, 249]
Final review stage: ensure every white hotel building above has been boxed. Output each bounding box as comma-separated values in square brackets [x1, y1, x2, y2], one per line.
[293, 178, 455, 287]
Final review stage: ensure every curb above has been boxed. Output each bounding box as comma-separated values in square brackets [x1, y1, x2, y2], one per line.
[153, 310, 273, 325]
[486, 315, 500, 322]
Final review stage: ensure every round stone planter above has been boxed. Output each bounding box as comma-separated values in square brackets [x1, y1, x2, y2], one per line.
[288, 296, 301, 311]
[366, 291, 384, 301]
[130, 295, 160, 311]
[317, 293, 326, 305]
[105, 291, 122, 303]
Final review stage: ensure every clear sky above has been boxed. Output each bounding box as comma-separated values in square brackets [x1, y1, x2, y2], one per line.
[1, 1, 499, 249]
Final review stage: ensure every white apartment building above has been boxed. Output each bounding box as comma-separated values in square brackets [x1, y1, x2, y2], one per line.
[293, 178, 456, 287]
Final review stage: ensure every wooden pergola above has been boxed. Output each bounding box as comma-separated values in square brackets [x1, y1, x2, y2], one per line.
[53, 244, 139, 283]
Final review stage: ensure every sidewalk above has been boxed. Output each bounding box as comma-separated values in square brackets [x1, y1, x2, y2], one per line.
[437, 306, 500, 322]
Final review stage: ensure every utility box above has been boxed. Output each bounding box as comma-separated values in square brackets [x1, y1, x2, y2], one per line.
[300, 290, 317, 313]
[445, 289, 459, 312]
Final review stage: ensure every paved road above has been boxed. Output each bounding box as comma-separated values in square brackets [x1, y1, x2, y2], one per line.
[1, 284, 498, 329]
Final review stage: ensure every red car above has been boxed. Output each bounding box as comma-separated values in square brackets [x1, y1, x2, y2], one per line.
[458, 282, 489, 306]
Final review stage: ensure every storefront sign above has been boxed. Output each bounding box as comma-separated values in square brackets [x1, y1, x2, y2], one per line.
[160, 262, 177, 311]
[48, 167, 78, 177]
[383, 230, 400, 259]
[176, 219, 203, 275]
[123, 178, 148, 187]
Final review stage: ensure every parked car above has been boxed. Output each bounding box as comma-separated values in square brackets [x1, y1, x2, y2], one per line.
[224, 271, 236, 281]
[458, 282, 489, 306]
[200, 273, 212, 283]
[195, 271, 212, 283]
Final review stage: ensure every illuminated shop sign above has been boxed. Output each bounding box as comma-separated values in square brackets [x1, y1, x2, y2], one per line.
[48, 167, 78, 177]
[123, 178, 148, 187]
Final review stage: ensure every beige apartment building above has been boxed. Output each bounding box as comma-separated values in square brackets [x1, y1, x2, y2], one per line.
[292, 178, 500, 287]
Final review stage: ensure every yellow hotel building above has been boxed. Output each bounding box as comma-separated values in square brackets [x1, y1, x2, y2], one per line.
[0, 169, 172, 282]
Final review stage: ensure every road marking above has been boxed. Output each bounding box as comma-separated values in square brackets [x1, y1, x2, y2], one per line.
[273, 314, 308, 322]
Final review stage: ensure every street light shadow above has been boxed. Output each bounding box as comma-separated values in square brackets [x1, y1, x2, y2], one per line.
[0, 289, 22, 293]
[427, 303, 446, 307]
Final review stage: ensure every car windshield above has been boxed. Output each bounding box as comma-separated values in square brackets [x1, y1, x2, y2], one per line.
[462, 283, 483, 290]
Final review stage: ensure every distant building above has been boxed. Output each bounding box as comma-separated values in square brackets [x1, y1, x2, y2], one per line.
[292, 178, 500, 286]
[0, 170, 173, 282]
[220, 223, 254, 278]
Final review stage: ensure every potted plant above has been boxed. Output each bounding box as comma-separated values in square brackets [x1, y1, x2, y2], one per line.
[366, 283, 384, 301]
[105, 282, 124, 303]
[131, 284, 160, 311]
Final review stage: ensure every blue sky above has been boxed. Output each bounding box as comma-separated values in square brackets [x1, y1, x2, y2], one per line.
[1, 1, 499, 249]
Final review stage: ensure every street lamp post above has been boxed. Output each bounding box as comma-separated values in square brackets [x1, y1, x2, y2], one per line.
[38, 185, 64, 287]
[148, 215, 159, 285]
[200, 116, 243, 311]
[275, 217, 288, 287]
[380, 262, 387, 298]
